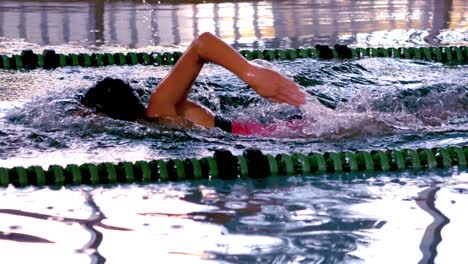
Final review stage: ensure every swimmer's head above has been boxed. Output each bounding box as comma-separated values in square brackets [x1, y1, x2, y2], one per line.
[81, 77, 146, 121]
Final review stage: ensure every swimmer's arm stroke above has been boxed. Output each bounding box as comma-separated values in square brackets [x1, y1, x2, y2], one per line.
[145, 32, 305, 128]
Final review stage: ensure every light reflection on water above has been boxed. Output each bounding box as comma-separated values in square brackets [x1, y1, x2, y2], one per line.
[0, 0, 467, 54]
[0, 172, 467, 263]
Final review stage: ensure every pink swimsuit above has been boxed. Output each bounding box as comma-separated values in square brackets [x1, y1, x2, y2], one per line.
[231, 119, 305, 136]
[214, 115, 305, 137]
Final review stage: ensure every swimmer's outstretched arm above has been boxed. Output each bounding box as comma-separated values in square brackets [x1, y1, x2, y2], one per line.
[146, 32, 305, 128]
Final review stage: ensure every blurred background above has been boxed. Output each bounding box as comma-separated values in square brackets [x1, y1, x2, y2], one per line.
[0, 0, 466, 53]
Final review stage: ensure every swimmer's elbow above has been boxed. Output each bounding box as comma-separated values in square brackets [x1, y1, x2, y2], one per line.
[194, 32, 217, 57]
[196, 32, 216, 44]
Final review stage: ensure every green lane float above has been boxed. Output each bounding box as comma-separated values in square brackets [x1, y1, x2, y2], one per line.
[0, 146, 465, 188]
[1, 46, 466, 70]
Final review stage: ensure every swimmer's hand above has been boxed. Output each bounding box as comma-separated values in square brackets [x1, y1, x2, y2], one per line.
[245, 65, 306, 107]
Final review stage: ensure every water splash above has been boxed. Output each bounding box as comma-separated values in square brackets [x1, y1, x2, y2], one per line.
[0, 58, 467, 167]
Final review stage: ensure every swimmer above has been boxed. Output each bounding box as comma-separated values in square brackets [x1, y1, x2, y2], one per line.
[81, 32, 307, 136]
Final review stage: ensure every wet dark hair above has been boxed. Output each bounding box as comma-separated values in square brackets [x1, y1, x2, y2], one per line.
[81, 77, 146, 121]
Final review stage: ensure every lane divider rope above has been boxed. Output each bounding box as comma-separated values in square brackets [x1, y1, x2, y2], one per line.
[0, 146, 466, 187]
[0, 45, 467, 70]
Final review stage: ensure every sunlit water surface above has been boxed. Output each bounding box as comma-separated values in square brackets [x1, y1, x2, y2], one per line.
[1, 172, 468, 263]
[1, 0, 468, 263]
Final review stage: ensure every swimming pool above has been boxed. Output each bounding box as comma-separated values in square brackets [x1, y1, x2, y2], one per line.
[1, 0, 467, 263]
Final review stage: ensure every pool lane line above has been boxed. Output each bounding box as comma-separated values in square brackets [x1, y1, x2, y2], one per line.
[0, 46, 467, 70]
[0, 146, 466, 188]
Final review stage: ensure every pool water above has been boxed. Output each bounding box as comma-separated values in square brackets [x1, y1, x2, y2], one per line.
[1, 0, 468, 263]
[1, 58, 467, 167]
[1, 172, 467, 263]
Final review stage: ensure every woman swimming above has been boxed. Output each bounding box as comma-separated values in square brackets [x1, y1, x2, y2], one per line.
[81, 32, 307, 136]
